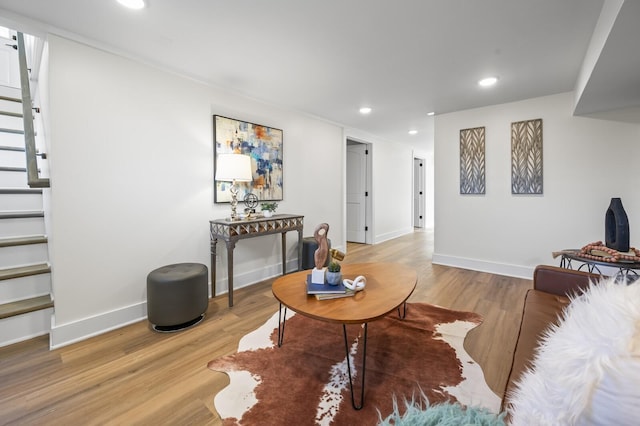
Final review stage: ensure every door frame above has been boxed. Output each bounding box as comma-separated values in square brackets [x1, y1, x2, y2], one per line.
[413, 156, 426, 228]
[346, 138, 373, 244]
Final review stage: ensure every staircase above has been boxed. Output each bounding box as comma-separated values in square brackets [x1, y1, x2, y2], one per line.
[0, 53, 53, 347]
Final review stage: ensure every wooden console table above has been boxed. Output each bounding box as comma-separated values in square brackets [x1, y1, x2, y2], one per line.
[210, 214, 304, 307]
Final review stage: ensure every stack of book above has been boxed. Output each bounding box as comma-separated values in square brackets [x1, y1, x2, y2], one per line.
[306, 275, 355, 300]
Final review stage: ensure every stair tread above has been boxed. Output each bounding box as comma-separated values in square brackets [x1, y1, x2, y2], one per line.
[0, 235, 48, 247]
[0, 295, 53, 320]
[0, 211, 44, 219]
[0, 263, 50, 281]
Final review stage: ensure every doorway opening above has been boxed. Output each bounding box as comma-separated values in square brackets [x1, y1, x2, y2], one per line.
[413, 157, 426, 228]
[346, 140, 372, 244]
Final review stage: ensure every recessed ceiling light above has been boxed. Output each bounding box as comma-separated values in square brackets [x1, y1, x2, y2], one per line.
[359, 107, 372, 115]
[478, 77, 498, 87]
[427, 112, 435, 116]
[408, 130, 418, 135]
[117, 0, 145, 9]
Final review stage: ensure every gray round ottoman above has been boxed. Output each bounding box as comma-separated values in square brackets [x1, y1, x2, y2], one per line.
[147, 263, 208, 332]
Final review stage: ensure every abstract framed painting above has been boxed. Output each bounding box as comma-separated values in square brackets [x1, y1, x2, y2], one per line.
[213, 115, 283, 203]
[511, 119, 543, 195]
[460, 126, 486, 195]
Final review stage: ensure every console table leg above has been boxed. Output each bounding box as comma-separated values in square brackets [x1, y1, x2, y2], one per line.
[343, 323, 367, 410]
[281, 233, 287, 275]
[226, 241, 235, 307]
[210, 238, 217, 298]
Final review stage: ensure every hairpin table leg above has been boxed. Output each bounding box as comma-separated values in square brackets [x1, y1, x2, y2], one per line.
[277, 303, 287, 347]
[397, 301, 408, 319]
[343, 323, 367, 410]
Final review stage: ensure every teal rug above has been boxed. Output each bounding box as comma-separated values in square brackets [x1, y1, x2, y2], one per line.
[378, 393, 505, 426]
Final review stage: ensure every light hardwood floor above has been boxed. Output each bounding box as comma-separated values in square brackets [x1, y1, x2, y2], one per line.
[0, 229, 532, 425]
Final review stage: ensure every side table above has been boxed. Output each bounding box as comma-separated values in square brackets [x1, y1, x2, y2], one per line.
[557, 249, 640, 281]
[210, 214, 304, 307]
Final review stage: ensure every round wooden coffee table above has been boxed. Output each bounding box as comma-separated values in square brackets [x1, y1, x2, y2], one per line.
[272, 262, 417, 409]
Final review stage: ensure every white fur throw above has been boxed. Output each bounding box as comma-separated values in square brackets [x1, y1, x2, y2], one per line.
[508, 275, 640, 425]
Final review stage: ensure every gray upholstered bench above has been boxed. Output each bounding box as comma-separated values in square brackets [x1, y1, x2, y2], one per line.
[146, 263, 208, 332]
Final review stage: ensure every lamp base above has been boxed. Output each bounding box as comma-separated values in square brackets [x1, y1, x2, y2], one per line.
[229, 181, 239, 220]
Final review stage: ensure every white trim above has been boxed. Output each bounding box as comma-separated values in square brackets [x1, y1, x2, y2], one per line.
[49, 258, 303, 349]
[212, 258, 302, 295]
[0, 308, 52, 348]
[374, 227, 414, 245]
[432, 253, 534, 280]
[50, 302, 147, 349]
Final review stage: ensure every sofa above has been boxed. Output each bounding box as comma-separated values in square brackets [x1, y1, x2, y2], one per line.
[501, 264, 640, 425]
[376, 264, 639, 425]
[501, 265, 597, 412]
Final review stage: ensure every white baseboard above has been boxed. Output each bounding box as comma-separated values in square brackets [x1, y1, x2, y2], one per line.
[211, 258, 300, 295]
[40, 254, 535, 350]
[50, 259, 299, 349]
[0, 308, 52, 348]
[374, 227, 414, 244]
[50, 302, 147, 350]
[432, 253, 534, 280]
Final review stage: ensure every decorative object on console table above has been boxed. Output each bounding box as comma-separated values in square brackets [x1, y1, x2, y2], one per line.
[213, 115, 283, 203]
[511, 118, 543, 194]
[209, 214, 304, 307]
[605, 197, 630, 252]
[215, 153, 253, 220]
[243, 193, 258, 219]
[260, 202, 278, 218]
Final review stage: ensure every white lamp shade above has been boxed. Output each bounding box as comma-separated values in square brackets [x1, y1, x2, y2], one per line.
[215, 154, 253, 182]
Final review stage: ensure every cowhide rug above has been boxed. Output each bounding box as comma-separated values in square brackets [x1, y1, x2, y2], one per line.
[208, 302, 500, 425]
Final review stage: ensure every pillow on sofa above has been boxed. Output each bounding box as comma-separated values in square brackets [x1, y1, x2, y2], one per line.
[507, 275, 640, 425]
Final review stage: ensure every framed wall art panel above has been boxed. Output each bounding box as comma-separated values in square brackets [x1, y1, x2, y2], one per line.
[213, 115, 283, 203]
[460, 126, 486, 195]
[511, 118, 543, 195]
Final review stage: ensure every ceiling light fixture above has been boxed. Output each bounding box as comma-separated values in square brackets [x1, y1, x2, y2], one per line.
[478, 76, 498, 87]
[117, 0, 145, 10]
[359, 107, 372, 115]
[408, 130, 418, 135]
[427, 112, 435, 116]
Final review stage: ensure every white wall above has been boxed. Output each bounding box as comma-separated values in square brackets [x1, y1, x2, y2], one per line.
[45, 36, 347, 347]
[433, 92, 640, 278]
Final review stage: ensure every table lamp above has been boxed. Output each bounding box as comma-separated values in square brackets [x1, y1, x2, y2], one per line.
[216, 154, 253, 220]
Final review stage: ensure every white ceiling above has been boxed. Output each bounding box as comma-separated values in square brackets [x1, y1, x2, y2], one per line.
[1, 0, 636, 147]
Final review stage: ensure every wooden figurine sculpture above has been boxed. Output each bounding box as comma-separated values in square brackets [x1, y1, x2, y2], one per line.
[313, 223, 330, 270]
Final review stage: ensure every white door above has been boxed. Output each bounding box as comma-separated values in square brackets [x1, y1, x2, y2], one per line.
[347, 143, 367, 243]
[413, 157, 425, 228]
[0, 29, 20, 88]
